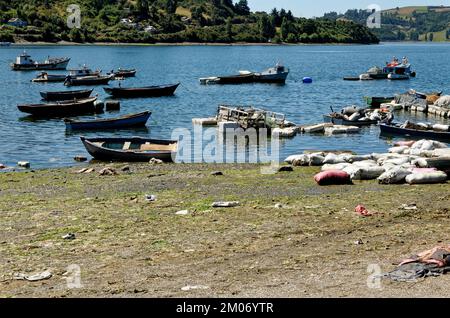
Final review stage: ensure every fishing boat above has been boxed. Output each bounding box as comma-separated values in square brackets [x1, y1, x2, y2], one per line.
[386, 58, 416, 80]
[64, 75, 113, 86]
[254, 64, 289, 83]
[68, 65, 101, 77]
[32, 72, 67, 83]
[380, 122, 450, 141]
[364, 96, 394, 108]
[103, 83, 180, 98]
[199, 63, 289, 85]
[40, 89, 93, 101]
[80, 136, 178, 162]
[64, 111, 151, 130]
[17, 97, 99, 117]
[108, 68, 137, 78]
[11, 51, 70, 71]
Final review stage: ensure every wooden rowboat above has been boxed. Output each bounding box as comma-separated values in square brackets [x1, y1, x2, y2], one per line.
[323, 114, 378, 126]
[380, 123, 450, 141]
[40, 89, 93, 101]
[17, 97, 99, 117]
[64, 111, 151, 130]
[103, 83, 179, 98]
[80, 136, 178, 162]
[65, 75, 113, 86]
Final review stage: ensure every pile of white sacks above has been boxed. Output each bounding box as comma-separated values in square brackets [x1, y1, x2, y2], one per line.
[285, 139, 450, 185]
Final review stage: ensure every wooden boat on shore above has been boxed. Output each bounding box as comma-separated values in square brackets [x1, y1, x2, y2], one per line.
[17, 97, 99, 117]
[11, 52, 70, 71]
[40, 89, 93, 101]
[64, 111, 151, 130]
[80, 136, 178, 162]
[65, 75, 113, 86]
[380, 123, 450, 141]
[103, 83, 180, 98]
[32, 72, 67, 83]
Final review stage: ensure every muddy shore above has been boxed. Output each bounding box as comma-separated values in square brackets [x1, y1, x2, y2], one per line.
[0, 163, 449, 297]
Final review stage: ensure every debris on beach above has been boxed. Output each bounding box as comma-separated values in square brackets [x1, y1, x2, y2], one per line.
[14, 270, 52, 282]
[211, 171, 223, 176]
[62, 233, 76, 240]
[99, 167, 117, 176]
[382, 245, 450, 282]
[74, 156, 87, 162]
[277, 166, 294, 172]
[175, 210, 189, 215]
[354, 205, 373, 217]
[181, 285, 209, 291]
[149, 158, 164, 165]
[145, 194, 157, 202]
[286, 139, 449, 185]
[212, 201, 240, 208]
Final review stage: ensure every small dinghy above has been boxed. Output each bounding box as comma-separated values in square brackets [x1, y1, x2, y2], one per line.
[32, 72, 67, 83]
[80, 136, 178, 162]
[64, 111, 151, 130]
[380, 122, 450, 141]
[103, 83, 180, 98]
[40, 89, 93, 101]
[65, 75, 113, 86]
[109, 68, 137, 78]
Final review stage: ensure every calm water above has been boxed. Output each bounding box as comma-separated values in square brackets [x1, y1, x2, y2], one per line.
[0, 43, 449, 168]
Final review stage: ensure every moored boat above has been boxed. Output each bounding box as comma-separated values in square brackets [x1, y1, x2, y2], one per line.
[80, 136, 178, 162]
[64, 75, 113, 86]
[200, 63, 289, 85]
[108, 68, 137, 78]
[32, 72, 67, 83]
[103, 83, 180, 98]
[40, 89, 93, 101]
[380, 122, 450, 141]
[64, 111, 151, 130]
[11, 51, 70, 71]
[68, 65, 101, 77]
[17, 97, 99, 117]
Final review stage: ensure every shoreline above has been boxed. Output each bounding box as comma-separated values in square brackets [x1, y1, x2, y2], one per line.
[9, 40, 379, 47]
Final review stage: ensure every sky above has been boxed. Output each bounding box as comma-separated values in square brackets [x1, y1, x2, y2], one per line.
[247, 0, 450, 17]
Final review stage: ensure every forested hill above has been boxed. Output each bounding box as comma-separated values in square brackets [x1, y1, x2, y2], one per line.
[323, 6, 450, 41]
[0, 0, 379, 44]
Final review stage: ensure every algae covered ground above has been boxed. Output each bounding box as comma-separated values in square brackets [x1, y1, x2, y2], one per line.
[0, 163, 449, 297]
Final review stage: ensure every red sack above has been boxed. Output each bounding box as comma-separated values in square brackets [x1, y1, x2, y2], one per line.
[314, 170, 352, 186]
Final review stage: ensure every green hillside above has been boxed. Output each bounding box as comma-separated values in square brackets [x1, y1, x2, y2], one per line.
[323, 5, 450, 42]
[0, 0, 379, 44]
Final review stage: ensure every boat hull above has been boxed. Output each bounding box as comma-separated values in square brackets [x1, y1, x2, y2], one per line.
[103, 83, 179, 98]
[40, 89, 93, 101]
[11, 58, 70, 71]
[17, 97, 98, 117]
[364, 96, 394, 108]
[380, 124, 450, 141]
[65, 76, 112, 86]
[81, 137, 177, 162]
[323, 115, 377, 126]
[65, 111, 151, 130]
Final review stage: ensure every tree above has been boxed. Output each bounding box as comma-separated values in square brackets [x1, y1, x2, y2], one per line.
[429, 32, 434, 41]
[234, 0, 250, 15]
[226, 17, 233, 40]
[270, 8, 281, 26]
[136, 0, 149, 18]
[259, 15, 275, 40]
[280, 17, 291, 40]
[166, 0, 177, 14]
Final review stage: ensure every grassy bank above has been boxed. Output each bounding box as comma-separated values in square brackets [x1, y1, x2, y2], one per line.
[0, 163, 449, 297]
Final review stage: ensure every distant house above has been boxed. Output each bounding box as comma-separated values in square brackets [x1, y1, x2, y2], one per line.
[120, 18, 138, 29]
[7, 18, 27, 27]
[144, 25, 157, 34]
